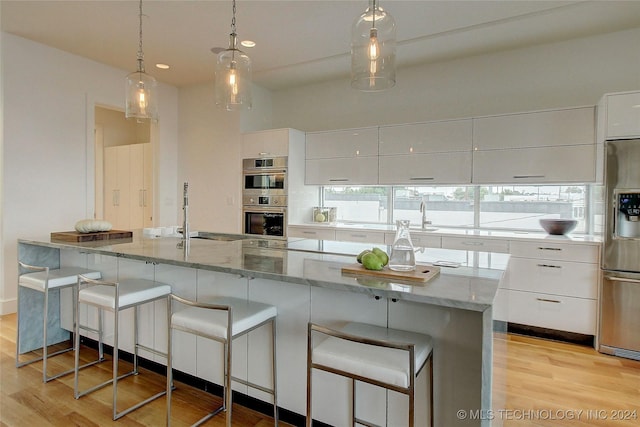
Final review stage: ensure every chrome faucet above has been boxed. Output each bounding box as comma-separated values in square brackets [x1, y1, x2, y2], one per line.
[419, 201, 432, 230]
[178, 182, 190, 249]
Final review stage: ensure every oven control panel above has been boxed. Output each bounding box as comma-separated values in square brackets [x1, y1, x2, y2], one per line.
[243, 195, 287, 206]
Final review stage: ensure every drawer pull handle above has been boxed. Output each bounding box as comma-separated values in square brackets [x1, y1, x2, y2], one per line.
[351, 234, 367, 238]
[462, 241, 484, 246]
[537, 263, 562, 269]
[605, 276, 640, 284]
[409, 177, 434, 181]
[537, 247, 562, 251]
[536, 297, 562, 304]
[329, 178, 349, 182]
[302, 231, 316, 235]
[514, 175, 545, 179]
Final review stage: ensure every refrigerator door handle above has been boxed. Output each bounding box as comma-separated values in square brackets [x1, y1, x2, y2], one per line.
[604, 275, 640, 284]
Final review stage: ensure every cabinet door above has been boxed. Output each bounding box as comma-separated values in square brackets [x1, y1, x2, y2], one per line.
[242, 129, 290, 158]
[129, 144, 145, 230]
[606, 92, 640, 139]
[306, 127, 378, 159]
[473, 107, 595, 150]
[379, 119, 472, 155]
[379, 152, 472, 185]
[142, 143, 153, 227]
[305, 157, 378, 185]
[472, 144, 596, 184]
[103, 147, 120, 228]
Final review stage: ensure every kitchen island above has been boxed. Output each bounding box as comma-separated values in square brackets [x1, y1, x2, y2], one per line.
[18, 232, 508, 426]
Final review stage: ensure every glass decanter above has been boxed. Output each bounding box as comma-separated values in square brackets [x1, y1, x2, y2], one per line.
[389, 219, 416, 271]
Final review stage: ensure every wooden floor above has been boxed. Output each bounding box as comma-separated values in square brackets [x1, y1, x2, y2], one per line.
[2, 313, 639, 426]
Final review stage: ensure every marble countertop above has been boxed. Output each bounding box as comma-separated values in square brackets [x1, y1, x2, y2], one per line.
[289, 222, 602, 244]
[19, 232, 508, 312]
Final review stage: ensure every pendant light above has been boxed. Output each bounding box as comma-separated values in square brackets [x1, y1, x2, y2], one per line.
[125, 0, 158, 121]
[351, 0, 396, 91]
[215, 0, 252, 111]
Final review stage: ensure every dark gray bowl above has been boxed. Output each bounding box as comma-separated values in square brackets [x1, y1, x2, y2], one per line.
[539, 219, 577, 235]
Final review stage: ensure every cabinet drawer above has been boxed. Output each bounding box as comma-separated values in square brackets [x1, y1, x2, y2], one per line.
[509, 240, 599, 263]
[378, 152, 472, 185]
[503, 257, 598, 299]
[306, 127, 378, 159]
[496, 288, 597, 335]
[472, 145, 596, 184]
[288, 226, 336, 240]
[384, 232, 441, 248]
[441, 236, 509, 253]
[335, 229, 386, 244]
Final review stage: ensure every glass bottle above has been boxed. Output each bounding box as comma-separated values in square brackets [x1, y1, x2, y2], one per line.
[389, 219, 416, 271]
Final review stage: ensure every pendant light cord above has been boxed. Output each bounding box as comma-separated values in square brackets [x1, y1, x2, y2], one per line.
[231, 0, 237, 36]
[137, 0, 145, 72]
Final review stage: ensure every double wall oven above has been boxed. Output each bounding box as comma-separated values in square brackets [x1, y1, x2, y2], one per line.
[242, 157, 288, 238]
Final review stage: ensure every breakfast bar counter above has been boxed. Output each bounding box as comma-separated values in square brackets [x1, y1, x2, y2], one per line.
[18, 232, 508, 426]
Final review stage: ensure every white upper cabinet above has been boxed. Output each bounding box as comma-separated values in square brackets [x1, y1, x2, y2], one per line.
[379, 152, 472, 185]
[305, 157, 379, 185]
[378, 119, 472, 154]
[473, 144, 596, 184]
[473, 106, 595, 150]
[306, 127, 378, 159]
[598, 91, 640, 141]
[242, 128, 292, 158]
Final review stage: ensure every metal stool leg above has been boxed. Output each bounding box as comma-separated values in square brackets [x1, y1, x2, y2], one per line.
[272, 318, 279, 425]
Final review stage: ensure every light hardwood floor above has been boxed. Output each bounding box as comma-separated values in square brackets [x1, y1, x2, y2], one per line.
[2, 313, 639, 426]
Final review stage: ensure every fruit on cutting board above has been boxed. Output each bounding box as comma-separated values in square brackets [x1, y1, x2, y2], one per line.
[357, 247, 389, 270]
[371, 247, 389, 266]
[361, 252, 384, 271]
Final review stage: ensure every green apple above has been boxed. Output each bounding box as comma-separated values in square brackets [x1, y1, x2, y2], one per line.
[357, 249, 372, 264]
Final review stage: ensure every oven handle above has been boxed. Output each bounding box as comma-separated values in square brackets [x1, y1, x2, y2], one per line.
[244, 207, 287, 214]
[604, 275, 640, 284]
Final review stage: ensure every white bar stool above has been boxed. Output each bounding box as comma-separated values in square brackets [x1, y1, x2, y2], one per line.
[166, 294, 278, 427]
[74, 275, 171, 420]
[16, 262, 102, 382]
[307, 322, 434, 427]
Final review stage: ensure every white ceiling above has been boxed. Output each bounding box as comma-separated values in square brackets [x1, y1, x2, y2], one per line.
[2, 1, 640, 90]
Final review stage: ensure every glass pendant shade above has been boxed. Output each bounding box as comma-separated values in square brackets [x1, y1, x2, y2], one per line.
[215, 33, 252, 111]
[125, 69, 158, 120]
[351, 0, 396, 91]
[125, 0, 158, 121]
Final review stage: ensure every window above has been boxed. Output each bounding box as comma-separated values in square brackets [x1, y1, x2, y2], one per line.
[322, 186, 389, 224]
[322, 184, 599, 234]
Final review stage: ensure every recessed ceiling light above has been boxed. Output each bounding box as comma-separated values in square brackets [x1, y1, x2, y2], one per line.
[155, 63, 170, 70]
[241, 40, 256, 48]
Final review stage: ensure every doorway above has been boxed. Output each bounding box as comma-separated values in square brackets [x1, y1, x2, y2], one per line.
[95, 106, 153, 230]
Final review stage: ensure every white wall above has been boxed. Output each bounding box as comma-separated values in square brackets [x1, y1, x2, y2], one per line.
[1, 33, 179, 314]
[270, 28, 640, 131]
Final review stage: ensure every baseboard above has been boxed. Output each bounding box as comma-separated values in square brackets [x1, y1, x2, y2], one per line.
[493, 321, 594, 347]
[0, 298, 17, 315]
[79, 336, 325, 427]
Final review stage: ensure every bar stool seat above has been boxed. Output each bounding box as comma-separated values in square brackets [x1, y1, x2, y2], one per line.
[74, 276, 171, 421]
[308, 322, 434, 427]
[16, 262, 101, 383]
[167, 295, 278, 427]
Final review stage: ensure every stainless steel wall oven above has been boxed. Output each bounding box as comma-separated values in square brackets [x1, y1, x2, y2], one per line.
[242, 157, 288, 238]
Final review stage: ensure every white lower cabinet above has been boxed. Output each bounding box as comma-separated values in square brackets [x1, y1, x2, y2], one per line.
[335, 229, 386, 244]
[288, 225, 336, 240]
[498, 240, 600, 336]
[441, 236, 509, 253]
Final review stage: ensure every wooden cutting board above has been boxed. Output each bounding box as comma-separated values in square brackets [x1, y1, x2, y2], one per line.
[50, 230, 133, 242]
[341, 263, 440, 283]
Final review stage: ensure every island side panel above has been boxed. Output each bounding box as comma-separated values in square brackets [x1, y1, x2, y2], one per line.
[17, 242, 65, 353]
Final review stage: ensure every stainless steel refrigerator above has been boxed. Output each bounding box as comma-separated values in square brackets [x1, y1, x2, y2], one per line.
[600, 138, 640, 361]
